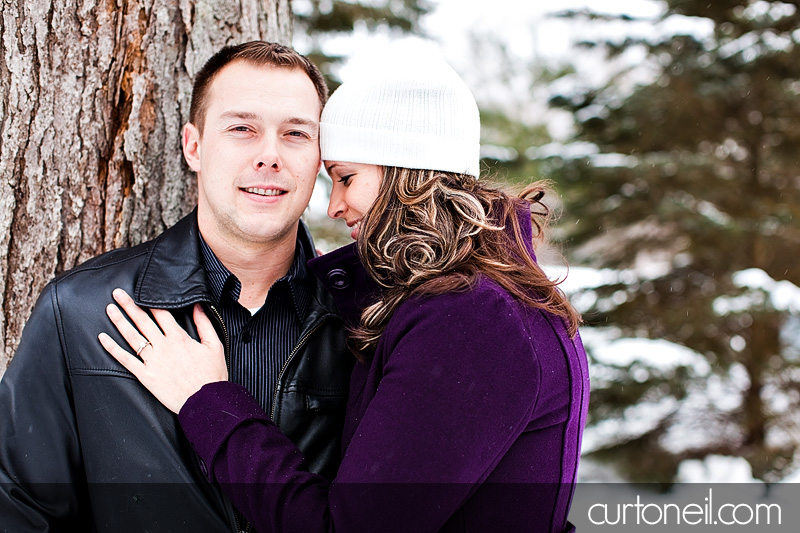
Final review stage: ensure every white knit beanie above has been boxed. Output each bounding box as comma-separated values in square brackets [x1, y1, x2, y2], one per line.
[320, 47, 481, 178]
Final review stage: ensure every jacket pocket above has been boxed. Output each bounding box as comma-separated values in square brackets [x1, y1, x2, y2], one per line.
[306, 392, 347, 412]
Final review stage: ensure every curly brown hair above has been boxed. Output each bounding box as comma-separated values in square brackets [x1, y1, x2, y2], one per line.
[349, 166, 582, 356]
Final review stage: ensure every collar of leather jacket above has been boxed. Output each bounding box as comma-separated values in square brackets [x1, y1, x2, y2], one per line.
[131, 209, 322, 310]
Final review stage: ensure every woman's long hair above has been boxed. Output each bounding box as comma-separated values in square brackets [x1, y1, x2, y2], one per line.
[349, 166, 582, 356]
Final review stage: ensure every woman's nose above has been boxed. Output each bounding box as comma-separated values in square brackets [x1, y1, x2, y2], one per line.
[327, 184, 345, 219]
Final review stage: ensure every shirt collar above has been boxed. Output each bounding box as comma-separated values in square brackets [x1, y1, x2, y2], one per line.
[199, 233, 309, 308]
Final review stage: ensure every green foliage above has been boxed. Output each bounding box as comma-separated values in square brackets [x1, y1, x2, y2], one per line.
[480, 107, 550, 185]
[458, 32, 574, 187]
[549, 1, 800, 482]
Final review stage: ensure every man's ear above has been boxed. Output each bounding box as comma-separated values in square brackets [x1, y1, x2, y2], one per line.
[182, 123, 202, 173]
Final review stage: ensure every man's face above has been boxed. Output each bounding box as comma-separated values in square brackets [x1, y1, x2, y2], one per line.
[183, 60, 321, 250]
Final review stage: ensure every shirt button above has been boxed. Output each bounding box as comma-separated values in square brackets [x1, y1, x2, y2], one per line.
[327, 269, 350, 289]
[241, 331, 252, 344]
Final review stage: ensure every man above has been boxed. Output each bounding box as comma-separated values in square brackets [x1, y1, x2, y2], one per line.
[0, 42, 352, 531]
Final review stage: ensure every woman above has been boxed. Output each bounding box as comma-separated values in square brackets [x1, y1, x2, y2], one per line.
[99, 54, 589, 532]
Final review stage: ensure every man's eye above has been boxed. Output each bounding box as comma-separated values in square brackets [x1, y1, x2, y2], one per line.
[231, 126, 251, 133]
[287, 130, 310, 138]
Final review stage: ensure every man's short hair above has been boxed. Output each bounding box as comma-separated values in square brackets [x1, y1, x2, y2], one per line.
[189, 41, 329, 134]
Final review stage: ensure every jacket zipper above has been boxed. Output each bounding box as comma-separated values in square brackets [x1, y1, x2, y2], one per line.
[207, 304, 231, 367]
[205, 304, 248, 533]
[207, 307, 331, 532]
[270, 315, 329, 420]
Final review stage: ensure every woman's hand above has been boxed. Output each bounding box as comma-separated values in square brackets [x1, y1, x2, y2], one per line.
[98, 288, 228, 414]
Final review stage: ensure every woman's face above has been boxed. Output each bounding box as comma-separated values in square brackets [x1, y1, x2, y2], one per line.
[324, 161, 383, 240]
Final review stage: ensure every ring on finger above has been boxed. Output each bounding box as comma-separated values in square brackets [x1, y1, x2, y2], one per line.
[135, 340, 152, 357]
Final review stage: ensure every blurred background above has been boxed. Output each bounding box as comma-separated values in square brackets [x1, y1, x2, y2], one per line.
[294, 0, 800, 485]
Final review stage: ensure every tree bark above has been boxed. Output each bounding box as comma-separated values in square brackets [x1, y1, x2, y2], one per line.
[0, 0, 292, 375]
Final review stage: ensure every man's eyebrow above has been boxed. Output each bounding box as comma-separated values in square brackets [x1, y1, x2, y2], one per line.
[285, 117, 319, 129]
[219, 110, 261, 121]
[216, 112, 318, 130]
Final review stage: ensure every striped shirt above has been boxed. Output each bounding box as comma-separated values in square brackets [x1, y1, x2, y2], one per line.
[200, 236, 311, 417]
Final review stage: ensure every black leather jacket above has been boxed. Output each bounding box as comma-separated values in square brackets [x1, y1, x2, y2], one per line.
[0, 211, 352, 532]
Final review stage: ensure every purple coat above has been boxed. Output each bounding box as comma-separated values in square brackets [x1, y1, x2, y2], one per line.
[179, 215, 590, 532]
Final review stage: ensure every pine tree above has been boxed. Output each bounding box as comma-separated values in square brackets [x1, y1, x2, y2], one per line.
[548, 1, 800, 482]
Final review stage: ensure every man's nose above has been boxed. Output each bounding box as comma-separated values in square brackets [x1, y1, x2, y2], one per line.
[254, 137, 281, 171]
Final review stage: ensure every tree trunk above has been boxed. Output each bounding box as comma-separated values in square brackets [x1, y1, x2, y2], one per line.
[0, 0, 292, 375]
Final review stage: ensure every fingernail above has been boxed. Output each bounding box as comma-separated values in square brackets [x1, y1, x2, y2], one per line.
[112, 288, 126, 300]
